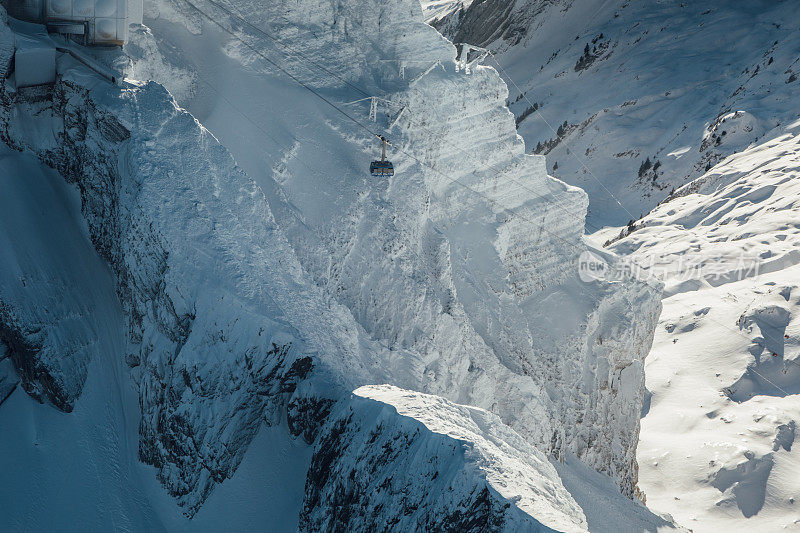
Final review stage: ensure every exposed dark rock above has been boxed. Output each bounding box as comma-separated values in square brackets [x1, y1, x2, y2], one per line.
[0, 343, 19, 407]
[299, 390, 575, 532]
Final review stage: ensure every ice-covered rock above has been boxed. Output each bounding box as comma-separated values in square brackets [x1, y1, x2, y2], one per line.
[0, 146, 116, 411]
[148, 0, 660, 498]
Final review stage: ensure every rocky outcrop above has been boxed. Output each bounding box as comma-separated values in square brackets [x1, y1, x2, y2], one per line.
[0, 9, 96, 411]
[0, 137, 119, 413]
[0, 345, 16, 407]
[0, 301, 86, 411]
[300, 385, 587, 533]
[431, 0, 566, 49]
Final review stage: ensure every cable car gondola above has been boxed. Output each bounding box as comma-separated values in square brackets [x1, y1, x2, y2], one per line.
[370, 135, 394, 178]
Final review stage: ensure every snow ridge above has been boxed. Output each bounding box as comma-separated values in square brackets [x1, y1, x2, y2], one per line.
[301, 386, 587, 533]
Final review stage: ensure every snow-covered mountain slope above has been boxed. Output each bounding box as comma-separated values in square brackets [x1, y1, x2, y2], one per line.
[300, 384, 680, 532]
[431, 0, 800, 228]
[0, 0, 671, 529]
[0, 147, 115, 412]
[607, 122, 800, 531]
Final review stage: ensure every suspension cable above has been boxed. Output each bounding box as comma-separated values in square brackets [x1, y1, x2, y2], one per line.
[178, 0, 800, 400]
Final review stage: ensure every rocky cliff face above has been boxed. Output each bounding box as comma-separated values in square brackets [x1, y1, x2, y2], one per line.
[0, 141, 111, 413]
[0, 0, 660, 523]
[300, 385, 587, 533]
[431, 0, 559, 49]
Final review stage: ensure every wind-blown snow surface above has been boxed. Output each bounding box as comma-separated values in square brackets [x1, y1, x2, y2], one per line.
[608, 123, 800, 531]
[0, 0, 669, 529]
[431, 0, 800, 228]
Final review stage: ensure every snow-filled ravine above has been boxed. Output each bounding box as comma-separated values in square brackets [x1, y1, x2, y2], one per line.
[606, 124, 800, 531]
[0, 0, 678, 530]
